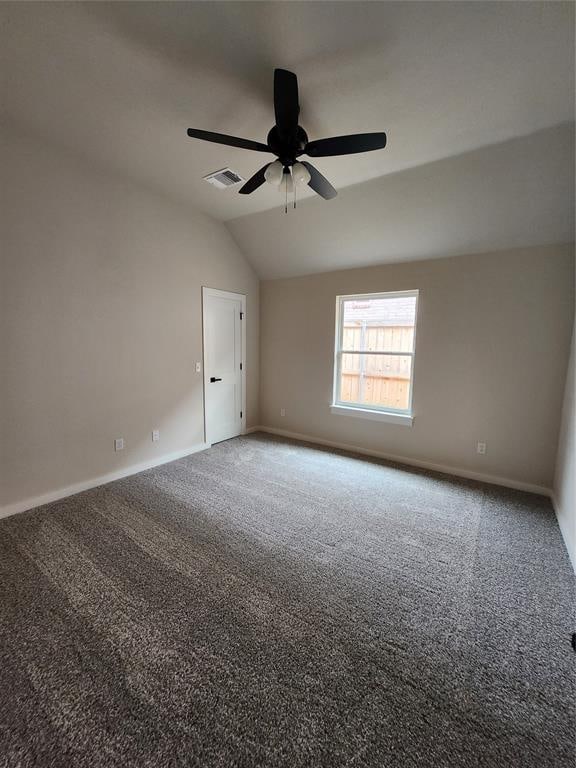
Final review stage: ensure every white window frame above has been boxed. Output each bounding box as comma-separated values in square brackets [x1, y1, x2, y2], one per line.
[331, 290, 419, 426]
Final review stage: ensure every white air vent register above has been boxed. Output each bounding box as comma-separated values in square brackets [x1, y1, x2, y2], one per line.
[203, 168, 244, 189]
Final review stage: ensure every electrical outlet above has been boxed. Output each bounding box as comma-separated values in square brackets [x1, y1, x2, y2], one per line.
[477, 441, 487, 455]
[195, 361, 202, 373]
[152, 430, 160, 442]
[114, 438, 124, 452]
[280, 408, 286, 417]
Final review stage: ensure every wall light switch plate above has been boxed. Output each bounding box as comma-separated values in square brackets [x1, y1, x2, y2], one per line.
[195, 362, 202, 373]
[477, 442, 487, 455]
[152, 430, 160, 442]
[114, 438, 124, 451]
[280, 408, 286, 417]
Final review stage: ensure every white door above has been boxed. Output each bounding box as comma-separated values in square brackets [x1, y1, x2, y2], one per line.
[202, 287, 245, 445]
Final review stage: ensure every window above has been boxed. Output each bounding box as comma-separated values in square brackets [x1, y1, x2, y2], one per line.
[331, 290, 419, 425]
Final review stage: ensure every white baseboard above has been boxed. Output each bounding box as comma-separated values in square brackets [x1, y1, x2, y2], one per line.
[0, 442, 210, 521]
[2, 427, 558, 542]
[550, 493, 576, 575]
[248, 425, 552, 497]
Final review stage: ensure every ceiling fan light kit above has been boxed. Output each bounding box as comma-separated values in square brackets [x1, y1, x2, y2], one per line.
[291, 162, 311, 186]
[187, 68, 387, 212]
[264, 160, 284, 185]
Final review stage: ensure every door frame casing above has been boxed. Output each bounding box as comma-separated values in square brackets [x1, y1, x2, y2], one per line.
[202, 286, 247, 445]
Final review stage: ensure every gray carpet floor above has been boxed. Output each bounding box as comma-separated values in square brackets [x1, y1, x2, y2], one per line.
[0, 432, 574, 768]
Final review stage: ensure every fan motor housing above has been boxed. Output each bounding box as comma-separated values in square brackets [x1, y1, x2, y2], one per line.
[267, 126, 308, 164]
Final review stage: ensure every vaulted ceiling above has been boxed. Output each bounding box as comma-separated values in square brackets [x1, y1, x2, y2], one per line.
[229, 124, 574, 278]
[2, 1, 574, 275]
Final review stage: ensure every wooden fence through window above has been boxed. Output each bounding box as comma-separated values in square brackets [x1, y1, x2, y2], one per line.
[339, 324, 414, 410]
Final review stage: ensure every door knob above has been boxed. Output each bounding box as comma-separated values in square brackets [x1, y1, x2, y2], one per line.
[210, 377, 222, 383]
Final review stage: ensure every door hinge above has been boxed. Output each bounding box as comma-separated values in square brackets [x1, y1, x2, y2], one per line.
[240, 311, 244, 320]
[240, 362, 243, 371]
[240, 411, 243, 419]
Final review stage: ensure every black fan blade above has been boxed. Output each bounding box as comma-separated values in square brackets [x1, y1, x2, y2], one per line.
[306, 132, 387, 157]
[187, 128, 270, 153]
[274, 69, 299, 139]
[302, 162, 337, 200]
[239, 164, 270, 195]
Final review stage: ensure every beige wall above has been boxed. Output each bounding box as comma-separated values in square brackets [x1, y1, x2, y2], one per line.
[554, 314, 575, 570]
[259, 245, 574, 489]
[1, 124, 573, 513]
[0, 128, 259, 511]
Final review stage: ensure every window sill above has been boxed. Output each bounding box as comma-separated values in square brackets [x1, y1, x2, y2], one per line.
[330, 404, 414, 426]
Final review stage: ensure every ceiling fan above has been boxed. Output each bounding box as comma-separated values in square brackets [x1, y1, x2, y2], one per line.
[187, 68, 387, 206]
